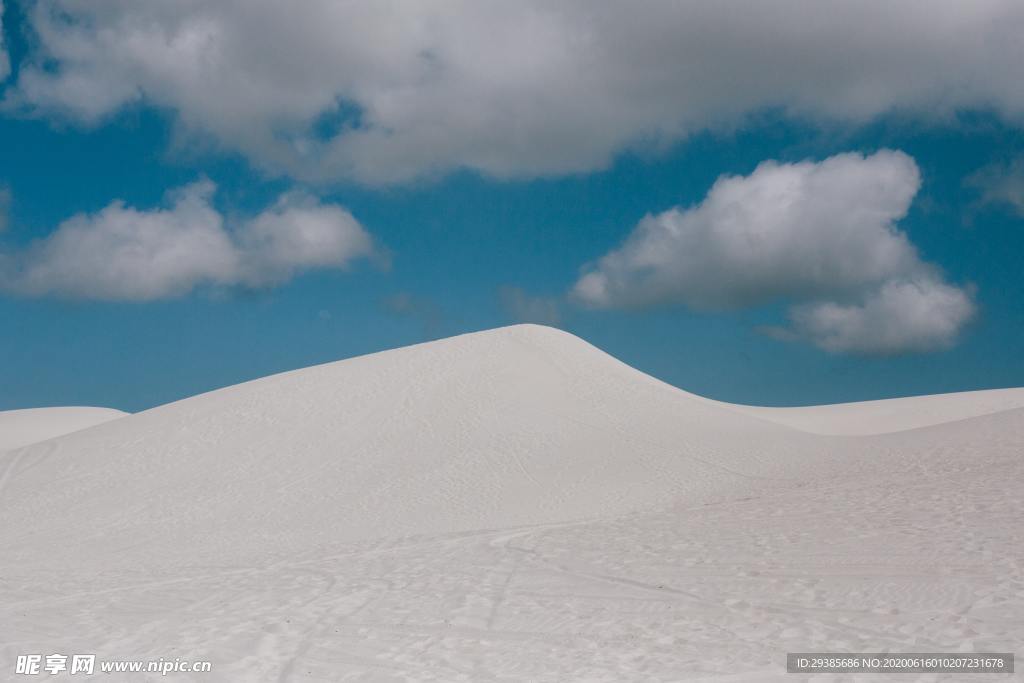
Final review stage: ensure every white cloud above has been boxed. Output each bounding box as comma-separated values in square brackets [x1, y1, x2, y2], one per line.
[786, 277, 975, 355]
[234, 191, 374, 287]
[499, 286, 561, 326]
[572, 151, 923, 310]
[1, 180, 377, 300]
[966, 157, 1024, 216]
[572, 150, 975, 354]
[7, 180, 235, 300]
[4, 2, 1024, 185]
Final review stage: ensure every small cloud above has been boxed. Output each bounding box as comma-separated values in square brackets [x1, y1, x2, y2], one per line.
[499, 286, 561, 326]
[965, 157, 1024, 217]
[0, 180, 380, 300]
[0, 184, 10, 232]
[233, 189, 375, 288]
[382, 292, 445, 338]
[784, 276, 976, 355]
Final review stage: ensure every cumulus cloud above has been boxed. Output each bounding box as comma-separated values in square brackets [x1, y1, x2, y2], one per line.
[233, 191, 375, 287]
[573, 151, 923, 310]
[784, 277, 975, 355]
[499, 286, 561, 326]
[572, 151, 975, 355]
[0, 180, 377, 300]
[4, 2, 1024, 185]
[965, 157, 1024, 216]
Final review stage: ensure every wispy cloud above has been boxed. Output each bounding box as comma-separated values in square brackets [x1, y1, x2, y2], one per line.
[382, 292, 446, 339]
[0, 0, 9, 82]
[0, 183, 10, 233]
[965, 156, 1024, 216]
[499, 286, 561, 326]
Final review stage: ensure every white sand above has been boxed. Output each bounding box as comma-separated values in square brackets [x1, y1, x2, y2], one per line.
[728, 387, 1024, 435]
[0, 406, 127, 452]
[0, 325, 1020, 681]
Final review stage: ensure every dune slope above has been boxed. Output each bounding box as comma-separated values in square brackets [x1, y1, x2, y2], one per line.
[730, 387, 1024, 435]
[0, 406, 127, 452]
[1, 325, 824, 572]
[0, 325, 1020, 681]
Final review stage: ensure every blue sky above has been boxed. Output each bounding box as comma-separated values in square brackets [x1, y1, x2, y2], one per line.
[1, 2, 1023, 412]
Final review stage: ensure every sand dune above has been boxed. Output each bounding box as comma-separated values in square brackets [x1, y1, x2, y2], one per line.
[0, 406, 127, 452]
[3, 325, 817, 570]
[730, 387, 1024, 435]
[0, 325, 1020, 681]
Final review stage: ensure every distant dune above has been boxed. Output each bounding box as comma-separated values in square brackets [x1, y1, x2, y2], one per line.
[729, 387, 1024, 435]
[1, 325, 1019, 680]
[0, 406, 127, 452]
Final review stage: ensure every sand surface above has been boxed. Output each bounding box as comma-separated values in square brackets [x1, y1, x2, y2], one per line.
[0, 406, 127, 452]
[1, 325, 1020, 681]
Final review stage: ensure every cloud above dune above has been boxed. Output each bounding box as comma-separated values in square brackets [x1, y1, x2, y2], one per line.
[572, 151, 924, 311]
[572, 150, 975, 355]
[782, 277, 976, 355]
[383, 292, 446, 338]
[4, 2, 1024, 185]
[499, 286, 561, 326]
[232, 190, 377, 288]
[0, 180, 377, 300]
